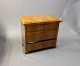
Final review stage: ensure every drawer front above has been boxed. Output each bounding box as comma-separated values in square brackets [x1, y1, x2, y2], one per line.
[26, 31, 44, 42]
[27, 40, 57, 51]
[43, 30, 58, 39]
[25, 24, 43, 32]
[27, 42, 43, 51]
[26, 29, 58, 42]
[42, 40, 57, 48]
[44, 22, 59, 30]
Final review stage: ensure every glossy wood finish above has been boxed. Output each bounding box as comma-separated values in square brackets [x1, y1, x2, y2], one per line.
[26, 31, 44, 42]
[25, 23, 43, 32]
[43, 29, 58, 39]
[20, 15, 61, 54]
[20, 15, 62, 24]
[27, 40, 57, 51]
[44, 22, 59, 30]
[27, 42, 43, 51]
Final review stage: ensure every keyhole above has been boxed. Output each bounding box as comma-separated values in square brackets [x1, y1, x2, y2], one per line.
[43, 25, 45, 27]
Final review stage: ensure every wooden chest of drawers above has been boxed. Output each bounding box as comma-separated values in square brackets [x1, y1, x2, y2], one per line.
[20, 15, 61, 54]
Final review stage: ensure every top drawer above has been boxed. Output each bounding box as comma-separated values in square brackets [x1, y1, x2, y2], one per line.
[25, 23, 43, 32]
[44, 22, 59, 30]
[25, 22, 59, 32]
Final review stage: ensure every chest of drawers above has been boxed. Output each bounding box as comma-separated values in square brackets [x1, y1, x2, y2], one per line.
[20, 15, 61, 54]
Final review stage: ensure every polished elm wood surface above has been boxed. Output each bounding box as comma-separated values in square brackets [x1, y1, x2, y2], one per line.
[27, 42, 43, 51]
[44, 22, 59, 30]
[25, 24, 43, 32]
[27, 40, 57, 51]
[43, 29, 58, 39]
[42, 40, 57, 48]
[20, 15, 61, 54]
[26, 31, 44, 42]
[26, 29, 58, 43]
[20, 15, 62, 24]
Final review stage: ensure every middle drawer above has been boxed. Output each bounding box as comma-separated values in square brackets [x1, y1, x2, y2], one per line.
[26, 29, 58, 42]
[26, 31, 44, 42]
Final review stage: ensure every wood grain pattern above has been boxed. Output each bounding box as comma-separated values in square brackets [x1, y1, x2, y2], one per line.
[27, 40, 57, 51]
[27, 42, 43, 51]
[25, 23, 43, 32]
[20, 15, 61, 54]
[26, 31, 44, 42]
[43, 29, 58, 40]
[42, 40, 57, 48]
[20, 15, 61, 24]
[21, 23, 29, 53]
[44, 22, 59, 30]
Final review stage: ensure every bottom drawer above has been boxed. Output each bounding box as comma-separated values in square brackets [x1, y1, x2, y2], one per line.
[42, 40, 57, 48]
[27, 40, 57, 51]
[27, 42, 43, 51]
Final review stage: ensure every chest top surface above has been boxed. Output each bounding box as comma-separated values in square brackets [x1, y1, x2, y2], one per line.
[20, 15, 62, 24]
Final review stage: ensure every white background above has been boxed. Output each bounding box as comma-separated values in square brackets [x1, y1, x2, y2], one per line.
[0, 0, 80, 66]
